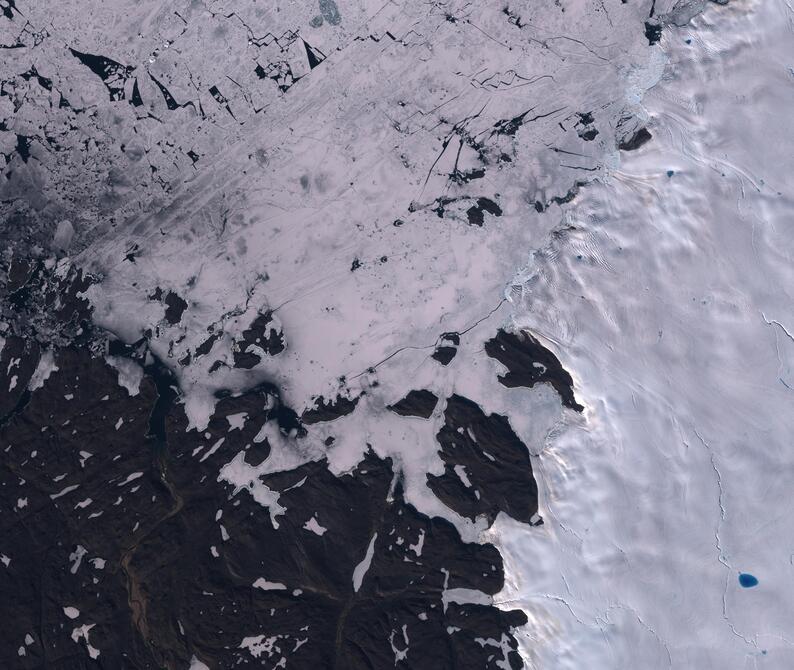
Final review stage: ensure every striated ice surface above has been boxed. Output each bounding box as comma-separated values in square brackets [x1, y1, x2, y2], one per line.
[489, 1, 794, 666]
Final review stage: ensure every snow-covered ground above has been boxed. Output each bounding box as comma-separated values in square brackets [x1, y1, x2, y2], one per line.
[490, 1, 794, 666]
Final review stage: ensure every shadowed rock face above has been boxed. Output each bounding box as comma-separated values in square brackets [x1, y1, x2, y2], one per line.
[428, 394, 538, 526]
[301, 393, 359, 424]
[388, 389, 439, 419]
[484, 329, 584, 412]
[163, 291, 188, 325]
[0, 346, 527, 669]
[233, 311, 286, 369]
[432, 333, 460, 366]
[240, 311, 285, 356]
[619, 127, 653, 151]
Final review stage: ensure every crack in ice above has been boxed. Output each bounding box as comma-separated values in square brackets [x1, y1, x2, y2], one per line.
[693, 430, 757, 649]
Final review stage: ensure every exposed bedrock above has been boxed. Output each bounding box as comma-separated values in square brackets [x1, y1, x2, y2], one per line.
[0, 345, 527, 669]
[428, 394, 538, 526]
[485, 329, 584, 412]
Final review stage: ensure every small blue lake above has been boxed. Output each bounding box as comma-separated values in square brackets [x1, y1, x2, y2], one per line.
[738, 573, 759, 588]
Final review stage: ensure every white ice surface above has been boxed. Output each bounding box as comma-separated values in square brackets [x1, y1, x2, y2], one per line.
[28, 348, 58, 391]
[352, 532, 377, 593]
[105, 355, 144, 396]
[63, 606, 80, 620]
[487, 2, 794, 667]
[188, 656, 210, 670]
[253, 579, 288, 592]
[218, 451, 287, 528]
[303, 516, 327, 536]
[70, 623, 100, 659]
[240, 634, 283, 660]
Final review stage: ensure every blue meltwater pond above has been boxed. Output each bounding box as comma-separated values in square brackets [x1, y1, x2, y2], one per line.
[738, 573, 759, 588]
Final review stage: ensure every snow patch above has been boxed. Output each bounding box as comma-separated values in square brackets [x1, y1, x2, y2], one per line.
[352, 533, 377, 593]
